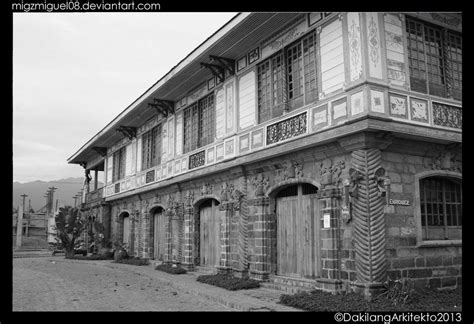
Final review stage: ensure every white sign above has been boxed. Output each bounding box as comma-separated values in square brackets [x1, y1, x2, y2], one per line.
[323, 213, 331, 228]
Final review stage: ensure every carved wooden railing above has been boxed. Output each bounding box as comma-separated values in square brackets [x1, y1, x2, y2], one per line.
[84, 187, 104, 205]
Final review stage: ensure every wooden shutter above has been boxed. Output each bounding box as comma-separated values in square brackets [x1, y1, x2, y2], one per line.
[168, 117, 175, 159]
[125, 143, 133, 176]
[106, 155, 113, 184]
[215, 88, 225, 139]
[238, 70, 256, 130]
[161, 119, 168, 162]
[175, 111, 183, 156]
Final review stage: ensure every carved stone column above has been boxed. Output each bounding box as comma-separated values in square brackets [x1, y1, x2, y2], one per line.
[350, 148, 387, 297]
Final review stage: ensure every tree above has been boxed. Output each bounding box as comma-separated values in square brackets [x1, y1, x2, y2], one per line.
[53, 206, 87, 258]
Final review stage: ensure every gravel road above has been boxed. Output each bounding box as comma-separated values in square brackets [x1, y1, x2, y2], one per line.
[13, 257, 231, 311]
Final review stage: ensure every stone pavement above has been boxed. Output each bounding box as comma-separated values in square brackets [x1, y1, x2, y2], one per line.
[101, 260, 301, 312]
[13, 256, 302, 312]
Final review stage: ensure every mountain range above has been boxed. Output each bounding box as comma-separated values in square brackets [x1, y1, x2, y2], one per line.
[12, 177, 103, 212]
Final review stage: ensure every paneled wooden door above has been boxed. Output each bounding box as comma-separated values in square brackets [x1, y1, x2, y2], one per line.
[199, 200, 221, 267]
[153, 210, 167, 261]
[276, 184, 320, 278]
[123, 215, 130, 246]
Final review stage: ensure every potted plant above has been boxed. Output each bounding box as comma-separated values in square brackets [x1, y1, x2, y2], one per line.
[113, 240, 129, 261]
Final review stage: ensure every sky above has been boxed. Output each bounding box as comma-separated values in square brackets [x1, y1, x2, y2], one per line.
[13, 12, 237, 183]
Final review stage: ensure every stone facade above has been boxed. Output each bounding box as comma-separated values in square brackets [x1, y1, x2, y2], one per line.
[88, 134, 462, 296]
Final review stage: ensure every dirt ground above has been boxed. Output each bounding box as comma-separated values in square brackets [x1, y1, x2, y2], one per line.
[13, 257, 231, 311]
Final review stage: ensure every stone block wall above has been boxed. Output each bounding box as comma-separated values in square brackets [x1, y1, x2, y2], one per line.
[382, 144, 462, 290]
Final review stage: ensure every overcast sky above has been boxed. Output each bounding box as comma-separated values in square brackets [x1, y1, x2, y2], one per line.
[13, 12, 237, 183]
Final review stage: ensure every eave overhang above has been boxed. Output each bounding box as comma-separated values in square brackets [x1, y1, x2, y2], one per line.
[67, 12, 305, 165]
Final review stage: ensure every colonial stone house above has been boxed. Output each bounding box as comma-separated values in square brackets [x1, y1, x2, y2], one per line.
[68, 12, 462, 296]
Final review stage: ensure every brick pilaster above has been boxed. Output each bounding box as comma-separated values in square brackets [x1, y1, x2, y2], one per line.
[316, 187, 344, 292]
[218, 202, 233, 273]
[142, 212, 151, 259]
[181, 206, 195, 270]
[164, 210, 172, 263]
[247, 197, 273, 281]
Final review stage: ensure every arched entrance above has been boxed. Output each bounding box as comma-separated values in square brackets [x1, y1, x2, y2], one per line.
[151, 206, 166, 261]
[274, 183, 320, 279]
[198, 199, 221, 267]
[120, 212, 130, 247]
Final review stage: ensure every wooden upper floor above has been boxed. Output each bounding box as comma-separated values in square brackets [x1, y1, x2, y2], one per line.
[68, 12, 462, 201]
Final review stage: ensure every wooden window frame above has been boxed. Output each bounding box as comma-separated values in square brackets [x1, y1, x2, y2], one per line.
[141, 124, 162, 171]
[183, 93, 215, 154]
[414, 171, 462, 246]
[112, 146, 126, 183]
[257, 29, 319, 125]
[406, 17, 462, 101]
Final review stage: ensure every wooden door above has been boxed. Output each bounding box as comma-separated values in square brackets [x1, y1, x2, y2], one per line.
[276, 184, 320, 278]
[153, 210, 167, 261]
[123, 216, 130, 246]
[200, 200, 221, 267]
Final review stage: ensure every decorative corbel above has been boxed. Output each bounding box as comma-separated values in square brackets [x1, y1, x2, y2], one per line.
[116, 126, 137, 140]
[232, 189, 245, 211]
[184, 190, 194, 207]
[200, 62, 225, 83]
[91, 146, 107, 157]
[152, 98, 175, 117]
[374, 167, 391, 204]
[249, 174, 269, 197]
[220, 182, 234, 202]
[348, 168, 363, 199]
[209, 55, 235, 76]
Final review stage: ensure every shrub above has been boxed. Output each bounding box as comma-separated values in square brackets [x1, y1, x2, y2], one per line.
[114, 256, 149, 266]
[196, 273, 260, 291]
[155, 263, 187, 274]
[279, 286, 462, 312]
[67, 254, 114, 261]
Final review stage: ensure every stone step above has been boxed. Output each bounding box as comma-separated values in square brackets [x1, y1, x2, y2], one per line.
[192, 266, 219, 276]
[261, 282, 314, 294]
[260, 275, 319, 294]
[270, 276, 318, 289]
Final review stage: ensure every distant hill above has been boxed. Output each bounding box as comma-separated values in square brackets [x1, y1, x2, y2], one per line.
[12, 178, 103, 211]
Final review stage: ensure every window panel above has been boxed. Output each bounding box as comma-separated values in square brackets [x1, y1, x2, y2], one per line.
[112, 146, 126, 182]
[183, 93, 215, 153]
[406, 17, 462, 100]
[420, 176, 462, 240]
[256, 30, 319, 124]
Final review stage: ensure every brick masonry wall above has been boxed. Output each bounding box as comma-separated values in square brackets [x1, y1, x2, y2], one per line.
[382, 145, 462, 289]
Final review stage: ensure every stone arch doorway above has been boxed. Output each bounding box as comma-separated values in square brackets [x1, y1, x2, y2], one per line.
[272, 183, 320, 279]
[150, 206, 166, 261]
[118, 211, 130, 248]
[196, 198, 221, 267]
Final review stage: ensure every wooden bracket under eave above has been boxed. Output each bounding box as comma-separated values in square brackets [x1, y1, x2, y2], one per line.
[116, 125, 137, 140]
[200, 62, 225, 83]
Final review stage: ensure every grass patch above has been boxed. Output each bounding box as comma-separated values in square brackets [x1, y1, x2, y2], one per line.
[196, 273, 260, 291]
[114, 256, 150, 266]
[67, 254, 113, 260]
[155, 263, 187, 274]
[279, 287, 462, 312]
